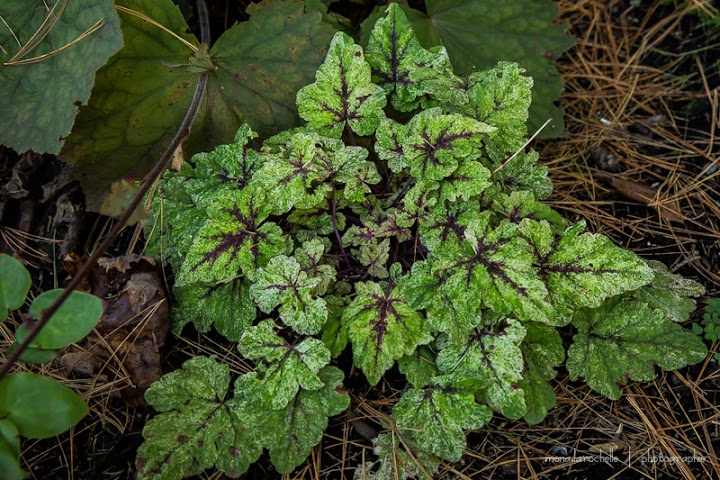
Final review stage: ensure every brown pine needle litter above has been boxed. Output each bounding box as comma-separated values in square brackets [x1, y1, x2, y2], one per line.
[3, 0, 719, 478]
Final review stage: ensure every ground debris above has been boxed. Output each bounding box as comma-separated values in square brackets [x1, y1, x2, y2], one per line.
[60, 254, 169, 406]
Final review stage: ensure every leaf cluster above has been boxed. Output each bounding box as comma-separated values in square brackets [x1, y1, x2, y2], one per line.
[142, 5, 707, 478]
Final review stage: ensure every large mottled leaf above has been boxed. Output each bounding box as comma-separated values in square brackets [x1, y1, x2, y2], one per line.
[172, 280, 256, 341]
[341, 281, 429, 385]
[403, 108, 494, 182]
[521, 219, 654, 321]
[0, 0, 122, 154]
[297, 32, 387, 138]
[237, 319, 330, 408]
[402, 260, 482, 342]
[63, 0, 333, 206]
[392, 374, 492, 462]
[61, 0, 201, 205]
[178, 189, 288, 285]
[365, 3, 438, 111]
[567, 298, 708, 400]
[436, 317, 527, 419]
[136, 356, 265, 479]
[262, 366, 350, 474]
[395, 0, 575, 137]
[490, 149, 553, 199]
[355, 432, 441, 480]
[248, 256, 328, 334]
[517, 322, 564, 424]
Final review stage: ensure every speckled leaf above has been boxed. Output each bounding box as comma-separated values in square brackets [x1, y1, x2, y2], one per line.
[404, 108, 495, 182]
[297, 32, 387, 138]
[630, 260, 705, 323]
[398, 345, 438, 388]
[0, 0, 122, 154]
[436, 213, 554, 324]
[248, 256, 328, 334]
[419, 200, 481, 255]
[341, 281, 428, 385]
[491, 191, 565, 231]
[264, 366, 350, 474]
[172, 280, 256, 341]
[254, 132, 327, 215]
[567, 298, 708, 400]
[237, 320, 330, 409]
[392, 375, 492, 462]
[398, 0, 575, 137]
[376, 118, 411, 175]
[521, 219, 654, 321]
[365, 4, 438, 111]
[491, 150, 553, 199]
[517, 322, 564, 424]
[436, 317, 527, 419]
[356, 432, 440, 480]
[178, 189, 288, 285]
[294, 238, 337, 296]
[402, 260, 482, 343]
[136, 356, 264, 479]
[434, 158, 491, 203]
[461, 62, 533, 162]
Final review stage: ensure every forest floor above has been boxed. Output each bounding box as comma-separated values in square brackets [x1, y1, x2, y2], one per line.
[1, 0, 719, 479]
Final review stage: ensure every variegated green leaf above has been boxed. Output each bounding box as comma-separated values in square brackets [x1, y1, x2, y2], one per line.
[630, 260, 705, 323]
[237, 320, 330, 408]
[249, 256, 328, 334]
[436, 316, 527, 419]
[398, 345, 438, 388]
[517, 322, 564, 424]
[297, 32, 387, 138]
[341, 281, 429, 385]
[366, 3, 438, 111]
[404, 108, 495, 182]
[392, 374, 492, 462]
[178, 188, 288, 285]
[262, 366, 350, 474]
[567, 298, 708, 400]
[521, 219, 654, 321]
[136, 356, 264, 479]
[172, 280, 256, 341]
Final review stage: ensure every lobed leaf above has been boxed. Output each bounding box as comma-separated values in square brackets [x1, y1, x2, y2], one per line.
[341, 281, 429, 385]
[297, 32, 387, 138]
[567, 298, 708, 400]
[237, 320, 330, 409]
[392, 374, 492, 461]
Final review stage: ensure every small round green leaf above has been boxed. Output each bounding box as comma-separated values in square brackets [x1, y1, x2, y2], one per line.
[0, 373, 89, 438]
[17, 289, 103, 350]
[0, 254, 31, 322]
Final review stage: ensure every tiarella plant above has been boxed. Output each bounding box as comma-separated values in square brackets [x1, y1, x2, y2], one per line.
[141, 5, 708, 478]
